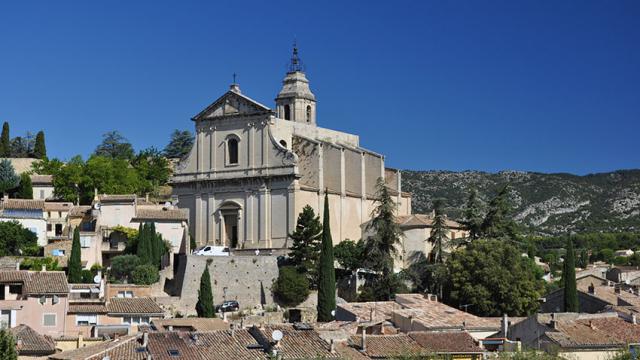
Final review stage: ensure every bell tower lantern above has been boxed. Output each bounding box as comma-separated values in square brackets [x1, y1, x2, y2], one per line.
[275, 44, 317, 125]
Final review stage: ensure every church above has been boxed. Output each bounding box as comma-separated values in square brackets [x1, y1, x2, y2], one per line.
[172, 47, 412, 250]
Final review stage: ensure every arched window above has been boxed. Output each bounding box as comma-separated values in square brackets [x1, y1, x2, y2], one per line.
[306, 105, 312, 123]
[227, 138, 239, 165]
[284, 105, 291, 120]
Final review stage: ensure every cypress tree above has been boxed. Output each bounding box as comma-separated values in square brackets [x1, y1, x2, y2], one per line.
[0, 122, 9, 157]
[462, 188, 483, 240]
[15, 173, 33, 199]
[137, 223, 152, 264]
[428, 199, 449, 264]
[317, 192, 336, 322]
[149, 222, 159, 267]
[68, 227, 83, 283]
[33, 131, 46, 159]
[0, 329, 18, 360]
[195, 263, 215, 317]
[563, 236, 579, 312]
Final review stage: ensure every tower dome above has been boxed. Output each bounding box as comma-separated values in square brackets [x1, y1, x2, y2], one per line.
[275, 44, 317, 125]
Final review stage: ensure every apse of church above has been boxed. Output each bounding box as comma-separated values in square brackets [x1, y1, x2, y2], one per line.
[171, 46, 411, 250]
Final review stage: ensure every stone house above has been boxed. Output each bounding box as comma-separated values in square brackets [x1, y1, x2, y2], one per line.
[0, 198, 47, 246]
[31, 174, 55, 200]
[44, 202, 73, 241]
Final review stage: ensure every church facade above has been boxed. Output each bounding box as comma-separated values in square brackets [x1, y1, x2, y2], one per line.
[171, 48, 412, 250]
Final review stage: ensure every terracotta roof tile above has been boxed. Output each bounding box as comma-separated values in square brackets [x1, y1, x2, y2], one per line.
[251, 324, 341, 359]
[408, 331, 483, 353]
[547, 317, 640, 348]
[69, 205, 91, 217]
[147, 330, 267, 360]
[133, 208, 188, 221]
[0, 270, 68, 294]
[68, 303, 108, 314]
[98, 194, 137, 203]
[50, 335, 146, 360]
[350, 334, 426, 358]
[30, 174, 53, 185]
[151, 318, 229, 332]
[10, 324, 56, 355]
[44, 202, 74, 212]
[0, 199, 45, 210]
[107, 298, 164, 315]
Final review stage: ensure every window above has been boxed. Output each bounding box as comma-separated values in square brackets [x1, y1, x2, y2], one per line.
[284, 104, 291, 120]
[306, 105, 311, 122]
[76, 314, 97, 326]
[80, 236, 92, 248]
[227, 138, 239, 165]
[117, 291, 133, 298]
[52, 249, 65, 257]
[47, 224, 52, 232]
[123, 316, 149, 325]
[43, 314, 56, 327]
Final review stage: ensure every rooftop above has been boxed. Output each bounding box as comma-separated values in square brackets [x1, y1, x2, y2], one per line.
[10, 324, 56, 356]
[546, 316, 640, 349]
[151, 318, 229, 332]
[30, 174, 53, 185]
[0, 198, 45, 211]
[50, 335, 146, 360]
[133, 208, 188, 221]
[349, 334, 426, 358]
[408, 331, 483, 354]
[107, 297, 164, 315]
[0, 270, 68, 294]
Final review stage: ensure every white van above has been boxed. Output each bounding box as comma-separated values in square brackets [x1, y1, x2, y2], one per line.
[194, 245, 230, 256]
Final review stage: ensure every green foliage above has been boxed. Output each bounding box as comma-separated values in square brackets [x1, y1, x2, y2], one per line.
[33, 131, 46, 159]
[0, 159, 19, 195]
[14, 173, 32, 199]
[164, 129, 194, 159]
[428, 199, 450, 264]
[333, 239, 364, 273]
[0, 328, 18, 360]
[67, 227, 83, 283]
[404, 252, 448, 297]
[110, 255, 142, 283]
[494, 351, 562, 359]
[0, 221, 37, 256]
[94, 131, 135, 160]
[317, 193, 336, 322]
[288, 205, 322, 287]
[132, 264, 160, 285]
[81, 269, 95, 284]
[462, 188, 483, 240]
[0, 122, 10, 157]
[196, 264, 215, 318]
[273, 266, 310, 307]
[562, 237, 579, 312]
[480, 185, 519, 239]
[132, 147, 171, 194]
[190, 234, 197, 253]
[135, 222, 166, 267]
[357, 273, 409, 302]
[447, 239, 545, 316]
[20, 257, 61, 271]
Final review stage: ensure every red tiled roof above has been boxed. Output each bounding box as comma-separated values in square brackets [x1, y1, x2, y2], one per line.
[107, 298, 164, 315]
[133, 208, 188, 221]
[547, 317, 640, 348]
[0, 199, 45, 210]
[0, 270, 68, 294]
[98, 194, 137, 203]
[251, 324, 341, 359]
[30, 174, 53, 185]
[50, 335, 146, 360]
[147, 330, 266, 360]
[408, 331, 483, 353]
[10, 324, 56, 355]
[68, 303, 108, 314]
[393, 294, 498, 329]
[350, 334, 426, 358]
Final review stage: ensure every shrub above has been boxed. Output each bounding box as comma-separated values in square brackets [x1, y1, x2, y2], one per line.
[110, 255, 141, 282]
[81, 270, 94, 284]
[132, 264, 160, 285]
[20, 257, 61, 271]
[273, 266, 309, 307]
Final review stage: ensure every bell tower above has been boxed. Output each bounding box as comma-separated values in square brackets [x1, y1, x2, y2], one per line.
[275, 44, 317, 125]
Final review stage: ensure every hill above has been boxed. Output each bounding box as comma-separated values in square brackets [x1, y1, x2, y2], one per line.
[401, 169, 640, 235]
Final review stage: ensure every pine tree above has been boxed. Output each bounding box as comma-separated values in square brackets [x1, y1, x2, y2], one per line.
[288, 205, 322, 287]
[428, 199, 449, 264]
[68, 227, 83, 283]
[0, 159, 20, 196]
[563, 236, 579, 312]
[462, 188, 483, 240]
[0, 329, 18, 360]
[0, 122, 10, 157]
[15, 173, 33, 199]
[196, 263, 215, 318]
[480, 185, 518, 239]
[317, 192, 336, 322]
[33, 131, 46, 159]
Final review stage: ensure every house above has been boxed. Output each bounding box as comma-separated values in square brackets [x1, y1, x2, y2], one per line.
[105, 283, 152, 299]
[150, 317, 229, 332]
[503, 312, 640, 359]
[0, 270, 69, 337]
[31, 174, 55, 200]
[10, 324, 57, 358]
[44, 202, 73, 241]
[615, 249, 635, 257]
[606, 266, 640, 284]
[0, 198, 47, 246]
[542, 275, 640, 313]
[104, 297, 165, 334]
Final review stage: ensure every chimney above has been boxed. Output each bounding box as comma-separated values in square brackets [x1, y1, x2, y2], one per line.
[550, 313, 558, 330]
[15, 260, 20, 271]
[501, 314, 509, 338]
[588, 283, 595, 294]
[3, 194, 8, 202]
[615, 286, 621, 294]
[632, 314, 638, 325]
[330, 339, 336, 354]
[361, 326, 367, 352]
[142, 332, 149, 347]
[41, 264, 46, 272]
[78, 333, 84, 348]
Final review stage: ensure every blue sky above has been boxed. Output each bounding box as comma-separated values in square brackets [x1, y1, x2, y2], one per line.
[0, 1, 638, 175]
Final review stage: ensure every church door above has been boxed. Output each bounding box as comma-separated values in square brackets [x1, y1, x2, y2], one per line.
[224, 214, 238, 248]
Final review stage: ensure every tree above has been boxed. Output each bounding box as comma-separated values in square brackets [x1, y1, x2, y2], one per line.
[0, 159, 20, 196]
[428, 199, 449, 264]
[0, 221, 37, 256]
[288, 205, 322, 287]
[334, 239, 364, 273]
[562, 237, 579, 312]
[0, 122, 9, 157]
[33, 131, 46, 159]
[317, 192, 336, 322]
[132, 264, 160, 285]
[14, 173, 32, 199]
[0, 329, 18, 360]
[9, 132, 35, 158]
[447, 239, 545, 316]
[109, 255, 142, 283]
[462, 188, 483, 240]
[94, 131, 135, 160]
[273, 266, 310, 307]
[480, 185, 519, 239]
[67, 227, 83, 283]
[164, 129, 194, 159]
[196, 264, 215, 318]
[137, 223, 153, 265]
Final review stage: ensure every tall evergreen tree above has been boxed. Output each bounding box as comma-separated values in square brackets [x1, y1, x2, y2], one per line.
[195, 263, 215, 318]
[288, 205, 322, 287]
[137, 223, 152, 264]
[462, 188, 483, 240]
[563, 236, 579, 312]
[33, 131, 46, 159]
[15, 173, 33, 199]
[0, 122, 9, 157]
[317, 192, 336, 322]
[428, 199, 449, 264]
[164, 129, 194, 159]
[0, 329, 18, 360]
[149, 222, 160, 267]
[0, 159, 20, 196]
[480, 185, 518, 239]
[68, 227, 83, 283]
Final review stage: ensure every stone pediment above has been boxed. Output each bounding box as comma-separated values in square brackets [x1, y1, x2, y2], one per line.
[192, 90, 272, 121]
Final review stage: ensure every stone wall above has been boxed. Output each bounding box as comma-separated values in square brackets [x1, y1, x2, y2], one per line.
[174, 255, 279, 316]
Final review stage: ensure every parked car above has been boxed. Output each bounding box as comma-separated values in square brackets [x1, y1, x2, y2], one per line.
[194, 245, 230, 256]
[216, 300, 239, 313]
